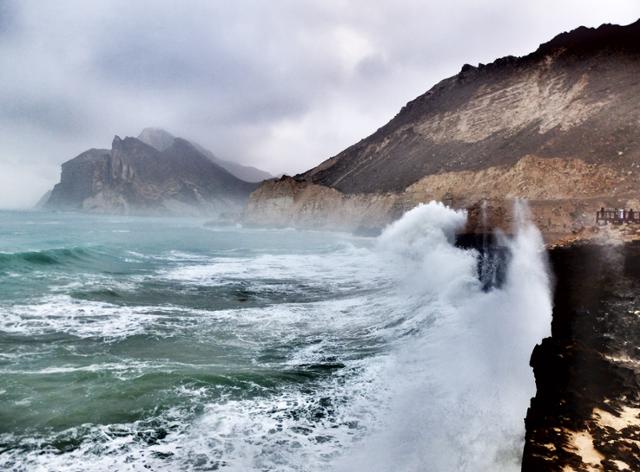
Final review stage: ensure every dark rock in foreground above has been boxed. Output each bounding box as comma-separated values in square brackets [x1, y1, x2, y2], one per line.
[522, 241, 640, 471]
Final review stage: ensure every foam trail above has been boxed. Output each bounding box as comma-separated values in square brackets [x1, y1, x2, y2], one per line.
[336, 201, 552, 472]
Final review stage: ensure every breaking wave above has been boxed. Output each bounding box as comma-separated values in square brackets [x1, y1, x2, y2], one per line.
[0, 203, 552, 471]
[335, 201, 552, 471]
[0, 247, 122, 275]
[0, 247, 91, 268]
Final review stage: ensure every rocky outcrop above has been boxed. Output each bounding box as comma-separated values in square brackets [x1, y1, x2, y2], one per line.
[522, 241, 640, 471]
[138, 128, 273, 183]
[246, 154, 640, 243]
[244, 176, 402, 234]
[44, 135, 258, 216]
[46, 148, 112, 210]
[245, 20, 640, 244]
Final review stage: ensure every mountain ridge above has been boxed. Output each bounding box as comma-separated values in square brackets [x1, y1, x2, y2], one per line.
[299, 19, 640, 193]
[137, 127, 273, 183]
[246, 18, 640, 243]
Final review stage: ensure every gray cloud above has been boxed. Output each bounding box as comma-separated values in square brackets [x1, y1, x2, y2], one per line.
[0, 0, 17, 36]
[0, 0, 638, 208]
[1, 95, 89, 134]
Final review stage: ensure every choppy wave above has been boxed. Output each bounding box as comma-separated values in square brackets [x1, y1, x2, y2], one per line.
[0, 204, 552, 471]
[0, 247, 92, 269]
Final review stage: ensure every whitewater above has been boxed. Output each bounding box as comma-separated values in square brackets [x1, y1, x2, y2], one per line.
[0, 202, 552, 472]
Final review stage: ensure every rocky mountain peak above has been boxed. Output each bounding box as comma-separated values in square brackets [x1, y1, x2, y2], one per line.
[299, 18, 640, 195]
[136, 127, 273, 183]
[534, 18, 640, 58]
[137, 128, 176, 151]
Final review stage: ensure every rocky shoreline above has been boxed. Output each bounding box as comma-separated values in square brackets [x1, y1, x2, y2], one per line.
[522, 240, 640, 471]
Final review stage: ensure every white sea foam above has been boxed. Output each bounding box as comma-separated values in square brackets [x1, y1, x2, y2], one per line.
[0, 290, 390, 349]
[1, 295, 160, 339]
[1, 202, 552, 471]
[161, 247, 380, 288]
[334, 201, 552, 472]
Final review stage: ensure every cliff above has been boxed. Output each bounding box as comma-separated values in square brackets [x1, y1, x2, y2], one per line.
[44, 135, 258, 216]
[522, 240, 640, 471]
[245, 20, 640, 244]
[244, 176, 403, 234]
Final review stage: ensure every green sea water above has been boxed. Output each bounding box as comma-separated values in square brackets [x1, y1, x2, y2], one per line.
[0, 211, 393, 471]
[0, 206, 552, 471]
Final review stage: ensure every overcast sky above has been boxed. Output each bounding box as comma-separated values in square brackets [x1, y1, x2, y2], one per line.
[0, 0, 638, 208]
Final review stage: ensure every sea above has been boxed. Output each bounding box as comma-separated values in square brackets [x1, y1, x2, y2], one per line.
[0, 202, 552, 472]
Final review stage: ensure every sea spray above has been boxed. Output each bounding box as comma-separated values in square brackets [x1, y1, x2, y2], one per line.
[0, 209, 552, 471]
[335, 201, 552, 471]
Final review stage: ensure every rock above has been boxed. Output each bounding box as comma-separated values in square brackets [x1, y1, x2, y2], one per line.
[243, 176, 400, 232]
[34, 189, 52, 209]
[523, 241, 640, 471]
[43, 135, 258, 216]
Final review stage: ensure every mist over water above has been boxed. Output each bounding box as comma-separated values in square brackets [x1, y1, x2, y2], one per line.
[0, 203, 551, 471]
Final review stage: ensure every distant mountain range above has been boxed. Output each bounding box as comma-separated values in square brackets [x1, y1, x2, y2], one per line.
[246, 19, 640, 240]
[42, 130, 269, 216]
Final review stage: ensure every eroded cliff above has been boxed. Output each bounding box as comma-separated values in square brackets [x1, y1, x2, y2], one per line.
[45, 134, 258, 216]
[245, 154, 640, 244]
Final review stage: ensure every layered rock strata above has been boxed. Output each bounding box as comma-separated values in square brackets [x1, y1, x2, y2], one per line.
[245, 20, 640, 244]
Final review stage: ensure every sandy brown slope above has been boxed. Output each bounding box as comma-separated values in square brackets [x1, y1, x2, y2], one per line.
[301, 20, 640, 194]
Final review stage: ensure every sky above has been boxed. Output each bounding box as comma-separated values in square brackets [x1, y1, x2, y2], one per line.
[0, 0, 639, 208]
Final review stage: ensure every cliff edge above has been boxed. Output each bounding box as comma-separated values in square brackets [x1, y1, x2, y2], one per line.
[523, 240, 640, 471]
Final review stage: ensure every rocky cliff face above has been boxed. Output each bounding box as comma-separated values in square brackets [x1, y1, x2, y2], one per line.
[523, 241, 640, 471]
[44, 135, 258, 216]
[245, 176, 402, 234]
[303, 20, 640, 194]
[245, 20, 640, 244]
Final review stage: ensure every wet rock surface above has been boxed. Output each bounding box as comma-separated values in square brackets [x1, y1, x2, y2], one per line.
[522, 241, 640, 471]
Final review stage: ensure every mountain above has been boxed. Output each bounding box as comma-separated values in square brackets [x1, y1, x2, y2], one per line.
[137, 127, 176, 152]
[34, 189, 52, 209]
[43, 135, 258, 216]
[138, 128, 273, 183]
[245, 20, 640, 242]
[302, 20, 640, 193]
